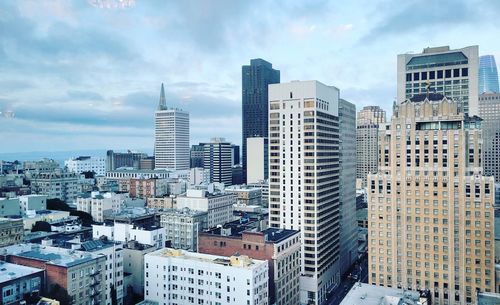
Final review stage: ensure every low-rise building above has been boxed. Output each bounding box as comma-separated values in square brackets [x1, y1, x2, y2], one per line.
[76, 191, 125, 222]
[146, 196, 176, 210]
[246, 180, 269, 207]
[158, 208, 208, 251]
[340, 283, 431, 305]
[199, 228, 300, 305]
[3, 243, 107, 305]
[103, 207, 157, 227]
[19, 194, 47, 214]
[0, 197, 21, 216]
[106, 169, 172, 180]
[22, 210, 74, 231]
[29, 170, 79, 202]
[144, 248, 269, 305]
[0, 218, 24, 247]
[118, 178, 169, 199]
[122, 240, 157, 296]
[176, 189, 235, 228]
[0, 261, 45, 305]
[225, 185, 262, 206]
[64, 156, 106, 176]
[93, 222, 166, 249]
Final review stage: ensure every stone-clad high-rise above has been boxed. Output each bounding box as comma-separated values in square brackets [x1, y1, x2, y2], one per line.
[368, 94, 495, 305]
[154, 83, 190, 170]
[242, 59, 280, 183]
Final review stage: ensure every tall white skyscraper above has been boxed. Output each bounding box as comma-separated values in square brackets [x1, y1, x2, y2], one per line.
[268, 80, 342, 305]
[397, 45, 479, 115]
[154, 83, 190, 170]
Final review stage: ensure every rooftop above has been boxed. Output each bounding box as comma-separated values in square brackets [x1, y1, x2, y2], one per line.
[262, 228, 299, 243]
[6, 244, 98, 268]
[159, 207, 207, 217]
[148, 248, 265, 269]
[340, 283, 429, 305]
[0, 261, 44, 283]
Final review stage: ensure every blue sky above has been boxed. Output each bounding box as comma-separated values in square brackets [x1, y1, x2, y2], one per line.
[1, 0, 500, 153]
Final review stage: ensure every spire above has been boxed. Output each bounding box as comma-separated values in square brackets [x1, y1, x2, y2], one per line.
[158, 83, 166, 110]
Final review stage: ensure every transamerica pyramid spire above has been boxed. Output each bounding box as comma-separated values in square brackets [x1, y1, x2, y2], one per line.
[158, 83, 167, 110]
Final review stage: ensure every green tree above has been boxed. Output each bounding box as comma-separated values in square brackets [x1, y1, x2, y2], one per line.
[47, 198, 71, 211]
[31, 221, 51, 232]
[70, 210, 94, 227]
[49, 284, 71, 305]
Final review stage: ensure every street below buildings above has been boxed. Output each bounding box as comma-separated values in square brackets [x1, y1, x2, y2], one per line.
[325, 254, 368, 305]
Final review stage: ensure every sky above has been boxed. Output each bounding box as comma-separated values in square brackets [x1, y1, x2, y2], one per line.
[1, 0, 500, 154]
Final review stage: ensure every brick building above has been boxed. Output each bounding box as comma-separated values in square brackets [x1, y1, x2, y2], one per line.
[199, 228, 300, 305]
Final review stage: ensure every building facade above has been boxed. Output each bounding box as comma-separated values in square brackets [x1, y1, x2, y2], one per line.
[144, 248, 269, 305]
[268, 80, 341, 305]
[92, 222, 166, 249]
[29, 170, 79, 202]
[368, 95, 495, 305]
[225, 186, 262, 206]
[154, 83, 190, 170]
[246, 137, 268, 184]
[0, 262, 44, 305]
[242, 59, 280, 183]
[199, 228, 300, 305]
[18, 194, 47, 214]
[64, 156, 106, 176]
[76, 192, 125, 222]
[479, 55, 499, 94]
[0, 218, 23, 247]
[338, 99, 358, 275]
[356, 106, 387, 187]
[158, 208, 208, 251]
[479, 93, 500, 183]
[203, 138, 233, 186]
[190, 144, 204, 168]
[106, 150, 148, 171]
[176, 189, 235, 228]
[397, 45, 479, 115]
[118, 178, 169, 199]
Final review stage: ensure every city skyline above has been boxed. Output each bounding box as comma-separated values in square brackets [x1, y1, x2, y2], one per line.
[2, 1, 500, 153]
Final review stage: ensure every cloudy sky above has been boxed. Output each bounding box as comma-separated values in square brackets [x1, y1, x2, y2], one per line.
[1, 0, 500, 154]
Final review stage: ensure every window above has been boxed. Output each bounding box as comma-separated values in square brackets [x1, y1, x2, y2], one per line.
[462, 68, 468, 77]
[445, 69, 451, 78]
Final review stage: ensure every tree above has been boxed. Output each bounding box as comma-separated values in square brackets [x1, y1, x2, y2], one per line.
[47, 198, 71, 211]
[31, 221, 51, 232]
[70, 210, 94, 227]
[49, 284, 71, 305]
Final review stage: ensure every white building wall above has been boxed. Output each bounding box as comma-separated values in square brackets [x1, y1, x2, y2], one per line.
[176, 192, 235, 228]
[18, 195, 47, 214]
[247, 137, 266, 184]
[144, 249, 268, 305]
[154, 109, 190, 170]
[65, 157, 106, 176]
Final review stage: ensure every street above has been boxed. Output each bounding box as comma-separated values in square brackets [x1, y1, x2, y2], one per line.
[325, 255, 368, 305]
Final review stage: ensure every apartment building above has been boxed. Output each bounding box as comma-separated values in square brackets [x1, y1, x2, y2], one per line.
[158, 208, 208, 251]
[176, 189, 235, 228]
[0, 218, 23, 247]
[76, 191, 125, 222]
[143, 248, 269, 305]
[0, 261, 44, 305]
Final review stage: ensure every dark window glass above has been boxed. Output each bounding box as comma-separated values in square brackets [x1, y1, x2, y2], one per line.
[406, 73, 412, 81]
[421, 72, 427, 80]
[453, 69, 460, 77]
[429, 71, 435, 79]
[437, 70, 443, 78]
[445, 69, 451, 78]
[462, 68, 468, 77]
[413, 72, 420, 81]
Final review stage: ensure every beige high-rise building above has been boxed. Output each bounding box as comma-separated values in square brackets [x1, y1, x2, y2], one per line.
[368, 94, 495, 305]
[356, 106, 386, 187]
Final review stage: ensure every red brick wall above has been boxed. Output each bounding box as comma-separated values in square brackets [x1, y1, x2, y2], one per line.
[198, 233, 277, 304]
[7, 255, 68, 291]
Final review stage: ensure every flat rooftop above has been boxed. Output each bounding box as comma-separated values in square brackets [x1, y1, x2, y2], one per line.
[148, 248, 266, 269]
[0, 261, 44, 283]
[340, 283, 428, 305]
[10, 245, 97, 268]
[262, 228, 299, 243]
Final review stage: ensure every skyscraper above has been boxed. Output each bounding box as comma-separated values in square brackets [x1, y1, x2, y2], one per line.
[397, 45, 479, 115]
[268, 80, 341, 305]
[154, 83, 190, 170]
[479, 55, 499, 93]
[338, 99, 358, 276]
[203, 137, 233, 186]
[368, 94, 495, 305]
[242, 59, 280, 183]
[356, 106, 386, 188]
[479, 93, 500, 182]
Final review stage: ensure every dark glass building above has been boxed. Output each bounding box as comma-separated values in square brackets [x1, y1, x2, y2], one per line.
[479, 55, 499, 93]
[242, 59, 280, 183]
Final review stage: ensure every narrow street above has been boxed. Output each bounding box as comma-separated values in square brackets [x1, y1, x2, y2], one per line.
[325, 255, 368, 305]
